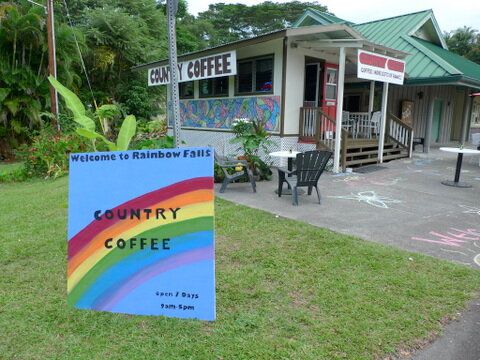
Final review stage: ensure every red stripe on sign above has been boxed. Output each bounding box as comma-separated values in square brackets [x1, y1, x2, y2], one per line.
[387, 59, 405, 72]
[359, 52, 387, 68]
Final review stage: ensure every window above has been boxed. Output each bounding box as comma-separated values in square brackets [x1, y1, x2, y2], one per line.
[179, 81, 194, 99]
[236, 55, 274, 94]
[199, 77, 229, 98]
[238, 62, 253, 93]
[325, 68, 337, 100]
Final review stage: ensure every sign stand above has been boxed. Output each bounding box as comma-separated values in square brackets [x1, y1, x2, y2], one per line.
[167, 0, 181, 148]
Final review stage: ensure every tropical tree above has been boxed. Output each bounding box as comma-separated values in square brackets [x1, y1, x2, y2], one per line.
[70, 0, 168, 116]
[0, 1, 85, 155]
[445, 26, 480, 64]
[197, 1, 330, 46]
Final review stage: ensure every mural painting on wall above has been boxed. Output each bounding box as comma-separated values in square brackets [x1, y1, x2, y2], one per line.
[179, 96, 280, 131]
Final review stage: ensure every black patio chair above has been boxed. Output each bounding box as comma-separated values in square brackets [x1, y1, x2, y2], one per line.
[277, 150, 332, 205]
[214, 151, 256, 193]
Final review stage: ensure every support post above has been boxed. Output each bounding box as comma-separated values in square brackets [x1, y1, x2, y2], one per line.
[425, 99, 434, 153]
[166, 0, 181, 148]
[460, 90, 473, 145]
[368, 80, 375, 115]
[46, 0, 59, 131]
[333, 47, 345, 173]
[378, 82, 389, 163]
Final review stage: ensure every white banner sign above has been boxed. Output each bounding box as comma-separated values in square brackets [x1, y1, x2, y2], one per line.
[148, 51, 237, 86]
[357, 50, 405, 85]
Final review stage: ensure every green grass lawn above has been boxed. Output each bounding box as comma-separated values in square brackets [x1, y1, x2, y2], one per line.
[1, 177, 479, 359]
[0, 161, 22, 175]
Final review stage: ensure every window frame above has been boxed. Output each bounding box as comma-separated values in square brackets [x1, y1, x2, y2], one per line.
[179, 81, 194, 99]
[198, 76, 230, 99]
[235, 54, 275, 96]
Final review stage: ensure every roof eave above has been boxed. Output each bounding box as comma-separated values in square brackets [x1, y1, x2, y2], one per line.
[132, 29, 287, 71]
[405, 75, 480, 89]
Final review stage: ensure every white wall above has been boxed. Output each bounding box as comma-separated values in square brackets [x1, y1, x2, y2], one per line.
[236, 38, 284, 97]
[283, 39, 339, 135]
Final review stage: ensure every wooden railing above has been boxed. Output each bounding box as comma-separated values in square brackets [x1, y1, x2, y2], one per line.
[346, 112, 379, 139]
[299, 107, 351, 170]
[299, 107, 338, 150]
[387, 112, 413, 157]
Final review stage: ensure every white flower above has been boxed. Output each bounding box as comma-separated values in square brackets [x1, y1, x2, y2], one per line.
[232, 117, 251, 126]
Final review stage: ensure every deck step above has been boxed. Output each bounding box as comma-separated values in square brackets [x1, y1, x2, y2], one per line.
[345, 157, 378, 166]
[344, 141, 408, 167]
[382, 153, 409, 161]
[311, 138, 408, 168]
[346, 148, 402, 157]
[346, 142, 395, 150]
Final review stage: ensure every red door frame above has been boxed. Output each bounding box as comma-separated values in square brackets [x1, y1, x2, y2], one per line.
[321, 63, 339, 121]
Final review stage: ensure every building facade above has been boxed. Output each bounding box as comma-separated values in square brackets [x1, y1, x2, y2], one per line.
[134, 8, 480, 171]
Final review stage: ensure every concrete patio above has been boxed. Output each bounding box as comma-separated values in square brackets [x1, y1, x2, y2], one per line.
[216, 148, 480, 268]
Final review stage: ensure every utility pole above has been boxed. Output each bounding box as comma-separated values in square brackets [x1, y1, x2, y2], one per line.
[166, 0, 181, 147]
[46, 0, 60, 131]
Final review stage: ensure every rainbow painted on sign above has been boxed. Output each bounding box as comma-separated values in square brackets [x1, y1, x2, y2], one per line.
[67, 148, 215, 320]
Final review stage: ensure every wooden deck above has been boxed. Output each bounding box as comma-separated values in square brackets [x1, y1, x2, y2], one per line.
[298, 108, 412, 170]
[342, 138, 408, 168]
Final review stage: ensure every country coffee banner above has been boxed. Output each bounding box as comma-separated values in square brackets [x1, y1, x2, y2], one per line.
[67, 148, 215, 320]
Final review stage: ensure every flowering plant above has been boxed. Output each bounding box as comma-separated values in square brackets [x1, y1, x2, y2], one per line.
[230, 117, 272, 180]
[17, 127, 91, 179]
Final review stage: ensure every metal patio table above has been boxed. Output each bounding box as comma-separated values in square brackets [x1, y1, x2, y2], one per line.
[439, 147, 480, 188]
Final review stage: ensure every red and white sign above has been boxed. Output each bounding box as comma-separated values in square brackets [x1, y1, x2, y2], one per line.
[357, 50, 405, 85]
[148, 51, 237, 86]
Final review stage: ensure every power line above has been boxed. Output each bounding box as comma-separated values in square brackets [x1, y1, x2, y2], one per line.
[61, 0, 98, 109]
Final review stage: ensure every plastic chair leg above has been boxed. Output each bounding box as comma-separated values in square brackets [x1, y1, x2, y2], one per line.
[220, 178, 228, 193]
[292, 187, 298, 206]
[278, 177, 283, 197]
[314, 186, 321, 204]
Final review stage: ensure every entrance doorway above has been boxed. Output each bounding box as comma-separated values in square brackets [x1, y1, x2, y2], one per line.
[431, 99, 443, 143]
[321, 64, 338, 120]
[304, 63, 320, 107]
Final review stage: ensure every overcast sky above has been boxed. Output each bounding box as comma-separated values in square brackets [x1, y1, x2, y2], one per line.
[186, 0, 480, 32]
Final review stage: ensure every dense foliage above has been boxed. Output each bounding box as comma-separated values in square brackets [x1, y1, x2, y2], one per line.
[1, 0, 334, 159]
[0, 1, 84, 157]
[197, 1, 328, 46]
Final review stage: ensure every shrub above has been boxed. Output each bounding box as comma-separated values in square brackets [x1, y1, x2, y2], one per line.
[214, 162, 225, 183]
[230, 118, 273, 180]
[17, 128, 91, 179]
[133, 136, 175, 150]
[132, 118, 175, 149]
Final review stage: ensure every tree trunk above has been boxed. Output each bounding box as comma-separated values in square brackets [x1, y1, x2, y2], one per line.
[22, 44, 25, 66]
[28, 44, 32, 67]
[37, 51, 44, 77]
[12, 31, 17, 69]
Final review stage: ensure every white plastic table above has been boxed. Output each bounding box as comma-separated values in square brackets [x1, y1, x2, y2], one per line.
[439, 147, 480, 188]
[269, 150, 301, 195]
[269, 150, 300, 170]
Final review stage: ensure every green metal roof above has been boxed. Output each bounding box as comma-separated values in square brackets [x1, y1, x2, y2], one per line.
[353, 10, 480, 88]
[353, 10, 431, 48]
[414, 38, 480, 84]
[293, 8, 351, 27]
